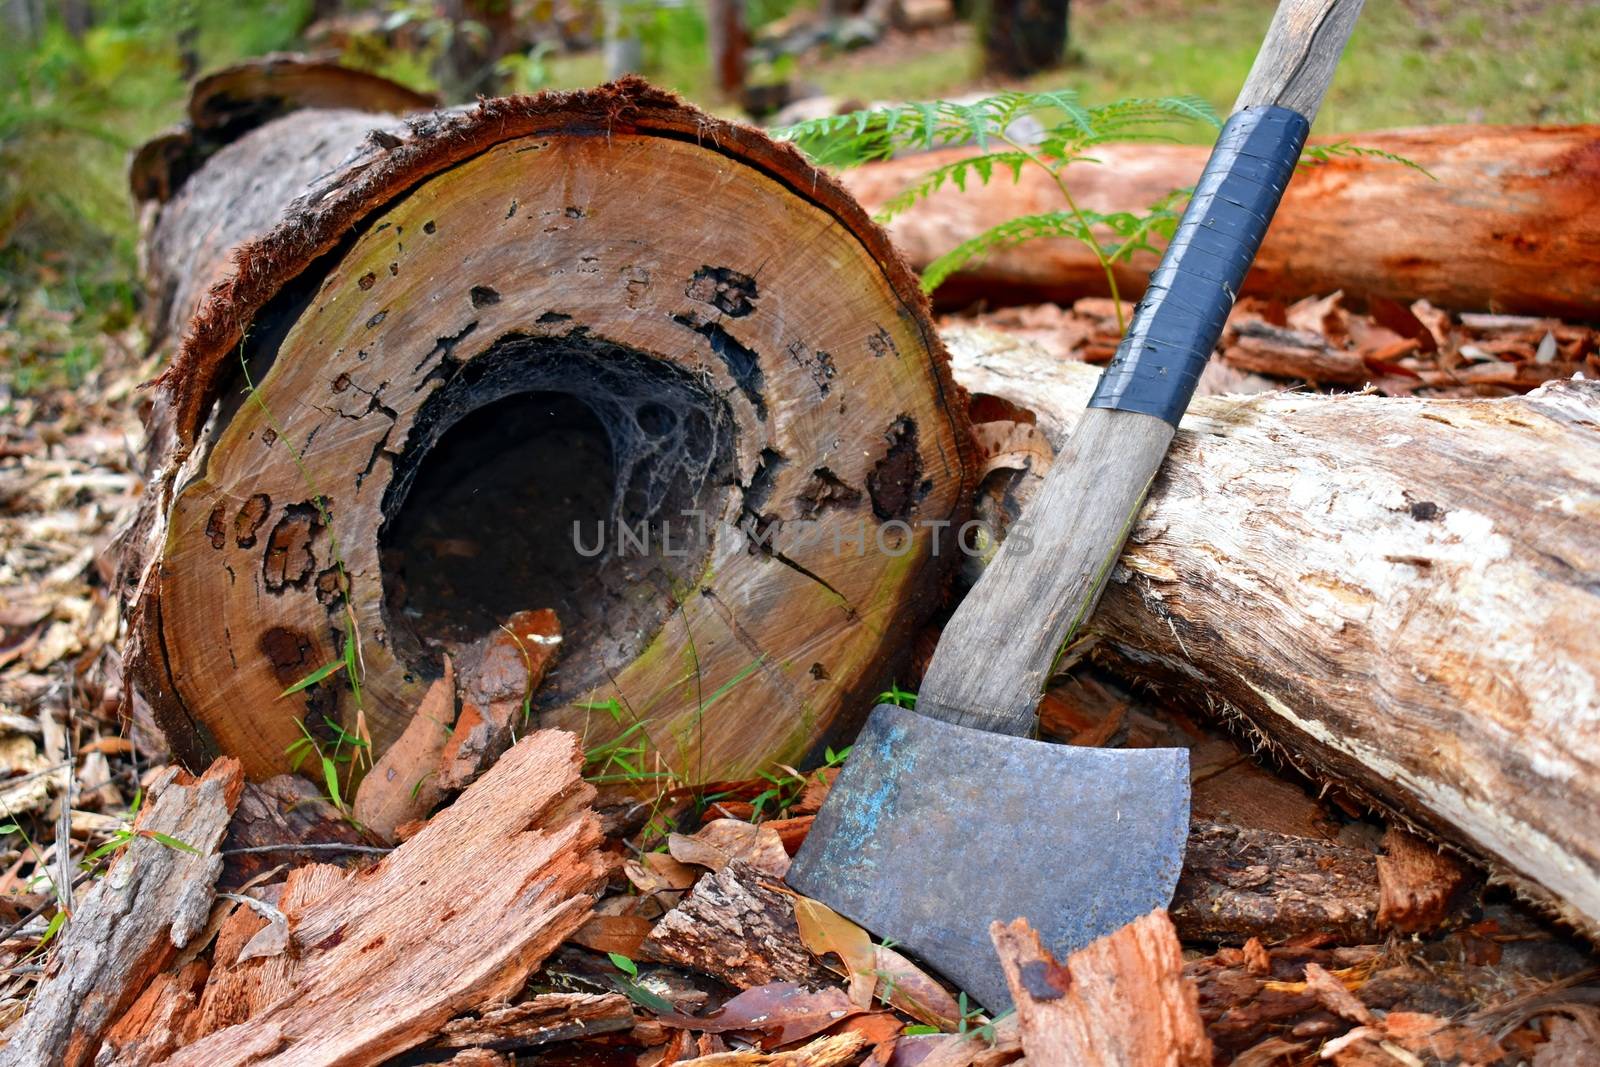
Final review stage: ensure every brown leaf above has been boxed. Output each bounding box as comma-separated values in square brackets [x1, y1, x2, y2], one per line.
[625, 851, 699, 894]
[670, 819, 791, 878]
[658, 983, 863, 1046]
[569, 914, 654, 957]
[790, 893, 878, 1009]
[870, 943, 962, 1031]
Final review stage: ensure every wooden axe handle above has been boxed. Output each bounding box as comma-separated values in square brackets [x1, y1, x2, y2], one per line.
[916, 0, 1365, 735]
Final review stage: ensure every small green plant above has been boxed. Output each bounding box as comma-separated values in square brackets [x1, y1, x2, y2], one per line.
[607, 952, 676, 1014]
[777, 90, 1220, 332]
[748, 743, 852, 822]
[284, 715, 371, 817]
[876, 683, 918, 709]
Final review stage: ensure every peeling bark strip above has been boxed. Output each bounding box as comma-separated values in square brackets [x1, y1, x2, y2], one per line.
[846, 125, 1600, 319]
[991, 912, 1212, 1067]
[0, 759, 244, 1067]
[945, 325, 1600, 940]
[161, 730, 607, 1065]
[123, 69, 976, 782]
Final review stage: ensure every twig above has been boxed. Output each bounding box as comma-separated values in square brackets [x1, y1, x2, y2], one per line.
[220, 843, 392, 857]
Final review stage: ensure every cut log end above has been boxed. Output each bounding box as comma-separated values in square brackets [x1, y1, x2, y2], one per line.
[126, 78, 976, 783]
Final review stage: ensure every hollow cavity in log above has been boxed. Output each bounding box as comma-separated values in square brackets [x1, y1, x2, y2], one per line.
[379, 333, 736, 700]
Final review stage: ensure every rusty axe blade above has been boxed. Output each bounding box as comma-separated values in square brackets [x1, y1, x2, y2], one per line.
[786, 702, 1188, 1012]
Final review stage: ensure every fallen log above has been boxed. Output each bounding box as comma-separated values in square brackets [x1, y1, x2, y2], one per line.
[843, 125, 1600, 319]
[944, 325, 1600, 942]
[123, 72, 975, 782]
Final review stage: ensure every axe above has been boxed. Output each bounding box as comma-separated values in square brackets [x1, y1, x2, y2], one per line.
[788, 0, 1365, 1012]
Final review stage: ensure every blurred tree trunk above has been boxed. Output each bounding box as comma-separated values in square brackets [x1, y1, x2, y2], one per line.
[707, 0, 746, 99]
[603, 0, 643, 78]
[437, 0, 518, 100]
[980, 0, 1068, 77]
[1, 0, 43, 45]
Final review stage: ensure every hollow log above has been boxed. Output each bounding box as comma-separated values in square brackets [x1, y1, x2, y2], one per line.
[843, 125, 1600, 319]
[944, 325, 1600, 942]
[122, 75, 976, 783]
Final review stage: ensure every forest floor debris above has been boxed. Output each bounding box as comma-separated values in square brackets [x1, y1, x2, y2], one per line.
[1, 329, 1597, 1065]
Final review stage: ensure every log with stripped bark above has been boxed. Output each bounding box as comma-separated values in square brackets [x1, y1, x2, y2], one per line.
[945, 324, 1600, 941]
[121, 67, 976, 784]
[843, 125, 1600, 319]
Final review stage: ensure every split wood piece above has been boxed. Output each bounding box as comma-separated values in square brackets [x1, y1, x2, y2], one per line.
[350, 656, 456, 842]
[0, 758, 243, 1067]
[220, 773, 370, 890]
[437, 609, 560, 791]
[431, 992, 635, 1052]
[943, 324, 1600, 940]
[1376, 826, 1475, 934]
[846, 125, 1600, 319]
[123, 78, 976, 784]
[991, 911, 1212, 1067]
[96, 959, 211, 1067]
[163, 729, 607, 1065]
[1170, 823, 1379, 945]
[639, 858, 835, 989]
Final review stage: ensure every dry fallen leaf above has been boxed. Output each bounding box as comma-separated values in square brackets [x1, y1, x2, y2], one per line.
[790, 893, 878, 1009]
[670, 819, 791, 878]
[657, 982, 863, 1047]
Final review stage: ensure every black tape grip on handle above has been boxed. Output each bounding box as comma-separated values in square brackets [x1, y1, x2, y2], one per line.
[1088, 105, 1310, 426]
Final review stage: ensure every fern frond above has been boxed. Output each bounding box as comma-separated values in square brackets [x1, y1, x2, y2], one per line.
[874, 151, 1031, 222]
[921, 211, 1092, 292]
[1301, 140, 1436, 180]
[775, 89, 1219, 171]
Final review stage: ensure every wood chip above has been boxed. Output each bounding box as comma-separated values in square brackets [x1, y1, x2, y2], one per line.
[991, 910, 1211, 1067]
[164, 729, 608, 1065]
[640, 859, 833, 989]
[1376, 827, 1473, 934]
[352, 658, 457, 842]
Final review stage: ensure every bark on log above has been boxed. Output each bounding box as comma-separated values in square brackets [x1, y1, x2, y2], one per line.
[844, 125, 1600, 319]
[943, 325, 1600, 942]
[122, 76, 975, 783]
[0, 758, 243, 1067]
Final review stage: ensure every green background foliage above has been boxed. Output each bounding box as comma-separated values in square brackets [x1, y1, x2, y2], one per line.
[1, 0, 1595, 398]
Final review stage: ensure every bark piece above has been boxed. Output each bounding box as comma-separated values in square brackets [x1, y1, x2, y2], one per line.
[437, 610, 559, 791]
[1376, 827, 1474, 934]
[89, 950, 209, 1065]
[124, 78, 976, 785]
[432, 992, 634, 1051]
[990, 911, 1212, 1067]
[164, 729, 608, 1065]
[220, 773, 369, 890]
[0, 759, 243, 1067]
[639, 859, 833, 989]
[350, 657, 456, 841]
[1170, 823, 1379, 944]
[944, 324, 1600, 940]
[847, 126, 1600, 319]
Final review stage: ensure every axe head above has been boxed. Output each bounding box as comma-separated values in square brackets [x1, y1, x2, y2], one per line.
[786, 703, 1189, 1013]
